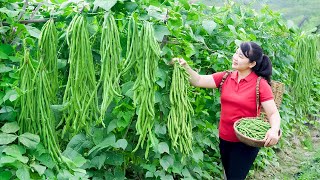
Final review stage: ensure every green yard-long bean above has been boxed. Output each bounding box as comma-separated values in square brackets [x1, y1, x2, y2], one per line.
[235, 118, 271, 140]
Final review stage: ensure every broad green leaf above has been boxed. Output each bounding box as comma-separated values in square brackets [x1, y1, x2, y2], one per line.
[37, 153, 56, 169]
[0, 155, 16, 164]
[114, 167, 125, 180]
[0, 171, 12, 179]
[16, 166, 30, 180]
[90, 153, 106, 169]
[182, 168, 192, 178]
[105, 151, 124, 166]
[0, 7, 19, 17]
[94, 0, 117, 11]
[0, 133, 17, 145]
[202, 20, 217, 34]
[107, 119, 117, 133]
[88, 134, 116, 155]
[8, 56, 20, 62]
[1, 121, 19, 133]
[184, 42, 195, 58]
[154, 25, 170, 42]
[228, 25, 237, 35]
[146, 171, 153, 178]
[121, 81, 134, 99]
[160, 155, 173, 171]
[0, 44, 14, 55]
[25, 25, 41, 39]
[0, 106, 14, 113]
[0, 64, 12, 73]
[62, 147, 86, 168]
[3, 145, 28, 163]
[66, 133, 93, 153]
[0, 51, 9, 59]
[1, 90, 18, 105]
[192, 148, 203, 162]
[18, 133, 40, 149]
[30, 163, 46, 176]
[158, 142, 169, 154]
[114, 139, 128, 150]
[155, 124, 166, 135]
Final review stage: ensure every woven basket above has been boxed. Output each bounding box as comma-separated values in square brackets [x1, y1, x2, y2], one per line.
[261, 80, 285, 120]
[234, 118, 282, 147]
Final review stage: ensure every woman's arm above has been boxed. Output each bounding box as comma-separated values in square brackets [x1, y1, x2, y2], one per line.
[261, 99, 281, 147]
[172, 58, 217, 88]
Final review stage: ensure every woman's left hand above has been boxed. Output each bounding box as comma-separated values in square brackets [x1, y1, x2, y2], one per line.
[263, 128, 280, 147]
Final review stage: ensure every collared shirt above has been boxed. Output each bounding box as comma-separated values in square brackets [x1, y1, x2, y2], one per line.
[212, 71, 274, 142]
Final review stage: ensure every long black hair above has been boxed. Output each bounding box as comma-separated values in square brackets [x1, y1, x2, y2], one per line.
[240, 42, 272, 85]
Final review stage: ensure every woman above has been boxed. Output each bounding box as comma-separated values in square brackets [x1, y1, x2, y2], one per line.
[172, 42, 281, 180]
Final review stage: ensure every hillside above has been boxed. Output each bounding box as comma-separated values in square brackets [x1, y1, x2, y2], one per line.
[200, 0, 320, 31]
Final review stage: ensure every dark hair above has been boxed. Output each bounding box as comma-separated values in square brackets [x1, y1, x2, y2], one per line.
[240, 42, 272, 85]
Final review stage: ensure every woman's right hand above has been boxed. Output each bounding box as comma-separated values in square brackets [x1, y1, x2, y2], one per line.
[171, 57, 188, 67]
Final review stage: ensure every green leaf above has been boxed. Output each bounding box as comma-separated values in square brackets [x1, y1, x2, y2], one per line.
[192, 148, 203, 162]
[94, 0, 117, 11]
[160, 155, 173, 171]
[90, 153, 106, 169]
[154, 25, 170, 42]
[105, 151, 124, 166]
[62, 147, 86, 168]
[30, 163, 46, 176]
[1, 90, 18, 105]
[155, 124, 166, 135]
[37, 153, 56, 169]
[1, 121, 19, 133]
[114, 167, 125, 180]
[25, 25, 41, 39]
[228, 25, 237, 35]
[0, 51, 9, 60]
[107, 119, 117, 133]
[114, 139, 128, 150]
[158, 142, 169, 154]
[0, 64, 12, 73]
[3, 145, 28, 163]
[88, 134, 116, 155]
[121, 81, 134, 99]
[0, 44, 14, 55]
[0, 7, 19, 17]
[18, 133, 40, 149]
[66, 133, 93, 153]
[0, 155, 16, 164]
[0, 171, 12, 179]
[202, 20, 217, 34]
[0, 133, 17, 145]
[16, 166, 30, 180]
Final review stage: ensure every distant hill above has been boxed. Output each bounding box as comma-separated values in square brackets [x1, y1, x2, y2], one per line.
[199, 0, 320, 31]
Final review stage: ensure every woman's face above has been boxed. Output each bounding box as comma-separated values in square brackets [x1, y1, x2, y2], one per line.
[232, 48, 255, 71]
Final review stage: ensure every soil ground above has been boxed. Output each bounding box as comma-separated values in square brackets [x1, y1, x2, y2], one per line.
[248, 125, 320, 180]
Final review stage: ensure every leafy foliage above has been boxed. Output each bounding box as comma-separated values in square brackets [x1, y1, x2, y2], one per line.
[0, 0, 319, 179]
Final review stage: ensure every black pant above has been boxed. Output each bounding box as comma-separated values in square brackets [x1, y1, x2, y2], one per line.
[219, 138, 259, 180]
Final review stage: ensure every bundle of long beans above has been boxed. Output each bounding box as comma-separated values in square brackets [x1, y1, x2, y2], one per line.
[167, 62, 194, 155]
[57, 15, 99, 138]
[132, 22, 160, 158]
[18, 48, 37, 134]
[291, 34, 319, 115]
[98, 13, 122, 126]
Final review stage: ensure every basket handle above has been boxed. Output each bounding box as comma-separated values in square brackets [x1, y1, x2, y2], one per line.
[256, 76, 262, 117]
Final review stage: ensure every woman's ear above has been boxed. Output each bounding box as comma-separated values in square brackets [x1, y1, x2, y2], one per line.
[249, 61, 256, 68]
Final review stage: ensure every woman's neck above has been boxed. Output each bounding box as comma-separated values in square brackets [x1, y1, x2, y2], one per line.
[237, 69, 252, 82]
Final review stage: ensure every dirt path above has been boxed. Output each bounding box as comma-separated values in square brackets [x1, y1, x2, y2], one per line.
[249, 126, 320, 180]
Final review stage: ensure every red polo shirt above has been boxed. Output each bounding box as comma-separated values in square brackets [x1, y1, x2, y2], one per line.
[212, 71, 273, 142]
